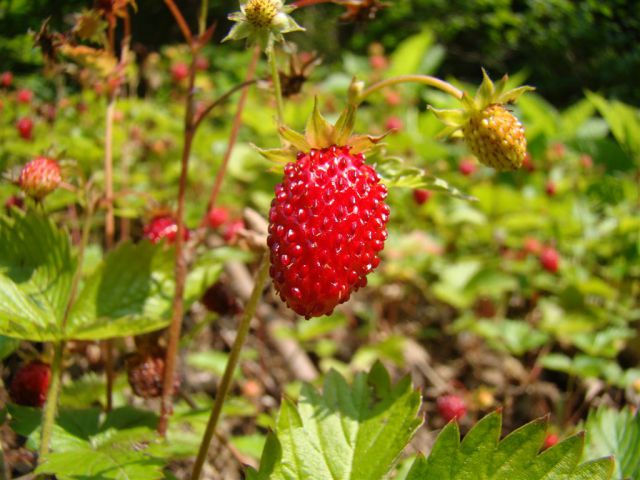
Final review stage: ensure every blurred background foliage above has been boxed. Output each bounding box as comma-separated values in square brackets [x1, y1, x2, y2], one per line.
[2, 0, 640, 106]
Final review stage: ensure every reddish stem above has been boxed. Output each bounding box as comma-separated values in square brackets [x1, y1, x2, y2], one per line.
[164, 0, 194, 47]
[292, 0, 334, 7]
[158, 53, 198, 436]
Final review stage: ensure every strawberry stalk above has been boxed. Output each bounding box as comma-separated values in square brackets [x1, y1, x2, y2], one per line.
[191, 254, 270, 480]
[357, 74, 464, 103]
[39, 191, 97, 461]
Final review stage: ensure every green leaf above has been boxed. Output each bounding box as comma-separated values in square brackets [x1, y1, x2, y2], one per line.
[406, 411, 614, 480]
[387, 30, 435, 77]
[67, 241, 222, 340]
[0, 335, 20, 360]
[248, 362, 422, 479]
[0, 213, 75, 341]
[583, 406, 640, 480]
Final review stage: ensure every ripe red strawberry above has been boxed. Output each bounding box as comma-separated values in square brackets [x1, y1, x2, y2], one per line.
[143, 214, 189, 244]
[545, 180, 557, 196]
[268, 145, 389, 319]
[207, 206, 230, 229]
[223, 218, 244, 244]
[385, 116, 403, 133]
[437, 394, 467, 423]
[580, 154, 593, 169]
[539, 246, 560, 273]
[459, 157, 477, 176]
[1, 71, 13, 88]
[126, 348, 179, 399]
[170, 62, 189, 83]
[19, 157, 62, 199]
[369, 55, 388, 70]
[10, 361, 51, 407]
[16, 117, 33, 140]
[543, 433, 559, 450]
[17, 88, 33, 104]
[413, 188, 432, 205]
[522, 152, 535, 172]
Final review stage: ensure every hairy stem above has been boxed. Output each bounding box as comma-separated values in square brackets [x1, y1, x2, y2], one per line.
[269, 49, 285, 124]
[158, 53, 197, 436]
[191, 254, 270, 479]
[38, 341, 64, 460]
[358, 74, 464, 103]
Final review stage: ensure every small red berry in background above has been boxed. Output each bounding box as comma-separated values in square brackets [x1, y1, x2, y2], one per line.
[10, 361, 51, 407]
[384, 90, 401, 106]
[549, 142, 566, 160]
[17, 88, 33, 104]
[580, 154, 593, 169]
[543, 433, 559, 450]
[16, 117, 33, 140]
[4, 195, 24, 212]
[522, 152, 535, 172]
[545, 180, 557, 196]
[539, 246, 560, 273]
[459, 158, 477, 176]
[223, 219, 244, 244]
[195, 56, 209, 71]
[413, 188, 432, 205]
[437, 394, 467, 423]
[385, 116, 403, 133]
[207, 206, 230, 229]
[171, 62, 189, 83]
[369, 55, 388, 70]
[523, 236, 542, 256]
[19, 157, 62, 200]
[1, 71, 13, 88]
[143, 215, 189, 244]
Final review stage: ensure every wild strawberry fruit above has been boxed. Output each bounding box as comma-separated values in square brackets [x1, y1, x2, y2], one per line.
[413, 188, 432, 205]
[143, 214, 189, 244]
[16, 117, 33, 140]
[523, 236, 542, 256]
[195, 56, 210, 71]
[539, 246, 560, 273]
[260, 98, 389, 318]
[580, 154, 593, 169]
[384, 90, 402, 107]
[207, 206, 230, 229]
[223, 218, 244, 243]
[522, 152, 535, 172]
[4, 195, 24, 213]
[543, 433, 559, 450]
[17, 88, 33, 104]
[170, 62, 189, 83]
[127, 349, 178, 399]
[385, 116, 403, 132]
[545, 180, 557, 196]
[437, 394, 467, 423]
[430, 70, 533, 170]
[369, 55, 388, 70]
[10, 361, 51, 407]
[459, 157, 477, 176]
[1, 71, 13, 88]
[19, 157, 62, 200]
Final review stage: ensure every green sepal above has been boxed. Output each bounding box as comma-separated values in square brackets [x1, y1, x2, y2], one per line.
[305, 97, 335, 148]
[428, 106, 467, 127]
[333, 103, 357, 146]
[252, 144, 296, 165]
[493, 73, 510, 99]
[475, 68, 496, 109]
[498, 85, 536, 104]
[278, 124, 310, 151]
[349, 133, 388, 154]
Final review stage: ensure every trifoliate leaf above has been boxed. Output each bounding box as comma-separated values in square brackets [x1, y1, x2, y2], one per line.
[583, 406, 640, 480]
[406, 411, 614, 480]
[247, 361, 422, 479]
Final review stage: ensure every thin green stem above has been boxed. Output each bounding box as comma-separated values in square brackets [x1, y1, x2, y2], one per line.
[269, 50, 285, 124]
[191, 254, 270, 480]
[358, 74, 464, 103]
[39, 194, 95, 461]
[38, 341, 64, 460]
[198, 0, 208, 36]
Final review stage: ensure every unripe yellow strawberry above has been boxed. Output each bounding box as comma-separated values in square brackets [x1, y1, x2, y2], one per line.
[462, 104, 527, 170]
